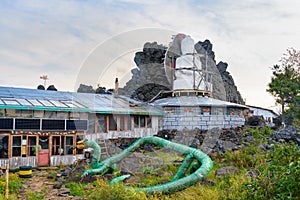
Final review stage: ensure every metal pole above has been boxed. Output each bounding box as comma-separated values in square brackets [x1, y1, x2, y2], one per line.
[5, 162, 9, 200]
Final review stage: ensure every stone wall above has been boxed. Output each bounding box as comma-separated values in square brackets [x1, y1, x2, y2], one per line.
[162, 107, 245, 130]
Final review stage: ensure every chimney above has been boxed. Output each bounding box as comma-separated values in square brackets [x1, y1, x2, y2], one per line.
[114, 78, 119, 97]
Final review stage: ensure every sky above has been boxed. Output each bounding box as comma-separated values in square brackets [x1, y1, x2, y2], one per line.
[1, 0, 300, 112]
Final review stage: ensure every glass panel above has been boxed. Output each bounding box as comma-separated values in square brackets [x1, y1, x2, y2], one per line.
[49, 100, 68, 108]
[39, 100, 54, 107]
[3, 99, 20, 105]
[134, 115, 139, 128]
[140, 116, 146, 128]
[97, 115, 107, 133]
[76, 135, 84, 154]
[88, 114, 95, 133]
[0, 135, 9, 158]
[120, 115, 125, 131]
[16, 99, 32, 106]
[127, 116, 132, 130]
[109, 115, 117, 131]
[12, 136, 22, 157]
[13, 136, 21, 146]
[65, 136, 74, 155]
[28, 136, 37, 156]
[52, 136, 61, 155]
[147, 117, 152, 128]
[28, 99, 43, 106]
[39, 136, 49, 150]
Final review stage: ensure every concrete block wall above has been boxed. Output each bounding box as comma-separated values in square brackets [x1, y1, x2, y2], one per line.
[162, 107, 245, 130]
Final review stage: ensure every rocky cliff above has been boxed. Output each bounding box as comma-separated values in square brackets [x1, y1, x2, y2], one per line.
[119, 38, 244, 104]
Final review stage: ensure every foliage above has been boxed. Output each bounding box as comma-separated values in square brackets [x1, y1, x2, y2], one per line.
[243, 143, 300, 199]
[0, 174, 22, 196]
[25, 189, 46, 200]
[87, 179, 148, 200]
[267, 48, 300, 125]
[65, 182, 85, 196]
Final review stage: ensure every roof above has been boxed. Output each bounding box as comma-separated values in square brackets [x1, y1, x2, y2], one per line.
[152, 96, 248, 108]
[0, 86, 163, 116]
[246, 105, 279, 117]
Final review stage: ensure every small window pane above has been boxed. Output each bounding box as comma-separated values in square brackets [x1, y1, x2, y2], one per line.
[147, 117, 152, 128]
[120, 115, 125, 131]
[12, 136, 22, 157]
[109, 115, 117, 131]
[49, 100, 67, 108]
[140, 116, 145, 128]
[28, 99, 43, 106]
[16, 99, 32, 106]
[0, 135, 9, 158]
[134, 116, 139, 128]
[39, 100, 54, 107]
[97, 115, 107, 133]
[3, 99, 20, 105]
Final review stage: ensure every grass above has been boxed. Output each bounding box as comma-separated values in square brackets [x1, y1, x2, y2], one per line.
[6, 126, 300, 199]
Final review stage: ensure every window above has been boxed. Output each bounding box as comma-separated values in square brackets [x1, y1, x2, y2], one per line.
[52, 135, 74, 156]
[127, 116, 132, 130]
[119, 115, 125, 131]
[52, 136, 61, 155]
[76, 135, 84, 154]
[65, 136, 74, 155]
[27, 136, 37, 156]
[140, 116, 146, 128]
[12, 136, 22, 157]
[0, 135, 9, 158]
[134, 115, 139, 128]
[133, 115, 148, 128]
[97, 115, 107, 132]
[88, 114, 96, 133]
[147, 117, 152, 128]
[109, 115, 117, 131]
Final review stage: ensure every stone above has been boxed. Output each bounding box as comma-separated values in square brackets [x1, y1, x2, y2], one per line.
[57, 188, 70, 196]
[245, 170, 258, 178]
[53, 182, 63, 189]
[120, 37, 244, 104]
[215, 166, 238, 177]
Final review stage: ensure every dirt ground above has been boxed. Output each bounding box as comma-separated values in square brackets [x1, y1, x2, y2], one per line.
[17, 168, 81, 200]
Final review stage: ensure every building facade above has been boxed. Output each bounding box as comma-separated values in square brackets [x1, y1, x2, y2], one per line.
[0, 86, 162, 169]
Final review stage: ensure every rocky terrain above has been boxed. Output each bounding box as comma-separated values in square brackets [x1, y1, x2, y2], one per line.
[119, 38, 245, 104]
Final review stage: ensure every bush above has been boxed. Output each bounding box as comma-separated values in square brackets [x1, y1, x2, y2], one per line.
[0, 174, 22, 196]
[243, 143, 300, 199]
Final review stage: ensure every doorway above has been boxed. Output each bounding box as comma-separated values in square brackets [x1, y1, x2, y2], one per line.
[38, 136, 49, 166]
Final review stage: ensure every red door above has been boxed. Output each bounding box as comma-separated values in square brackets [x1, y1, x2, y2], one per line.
[38, 136, 49, 166]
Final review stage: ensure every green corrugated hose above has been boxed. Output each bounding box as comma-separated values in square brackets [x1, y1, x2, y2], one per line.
[82, 136, 213, 194]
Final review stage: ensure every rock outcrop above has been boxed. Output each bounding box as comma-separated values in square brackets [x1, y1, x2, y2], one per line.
[120, 37, 244, 104]
[216, 61, 245, 104]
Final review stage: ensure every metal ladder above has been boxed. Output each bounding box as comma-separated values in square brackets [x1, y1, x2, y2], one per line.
[97, 139, 110, 160]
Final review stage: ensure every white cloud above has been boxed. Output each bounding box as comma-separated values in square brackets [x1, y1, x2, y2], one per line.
[1, 0, 300, 109]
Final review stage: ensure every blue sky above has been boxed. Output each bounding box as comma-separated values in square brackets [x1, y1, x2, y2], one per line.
[1, 0, 300, 111]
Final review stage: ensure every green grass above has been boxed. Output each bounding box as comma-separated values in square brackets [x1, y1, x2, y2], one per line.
[8, 126, 300, 200]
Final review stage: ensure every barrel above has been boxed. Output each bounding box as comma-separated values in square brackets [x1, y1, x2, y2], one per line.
[19, 166, 32, 178]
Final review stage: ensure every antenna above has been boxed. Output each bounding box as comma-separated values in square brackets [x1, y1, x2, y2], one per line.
[40, 75, 48, 88]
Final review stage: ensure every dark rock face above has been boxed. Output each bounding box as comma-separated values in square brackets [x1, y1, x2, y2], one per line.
[271, 126, 300, 145]
[120, 38, 244, 104]
[217, 61, 245, 104]
[77, 84, 95, 93]
[119, 42, 171, 99]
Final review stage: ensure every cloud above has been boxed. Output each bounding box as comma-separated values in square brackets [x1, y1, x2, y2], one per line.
[1, 0, 300, 109]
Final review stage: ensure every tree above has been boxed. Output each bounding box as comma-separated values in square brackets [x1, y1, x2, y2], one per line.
[267, 48, 300, 125]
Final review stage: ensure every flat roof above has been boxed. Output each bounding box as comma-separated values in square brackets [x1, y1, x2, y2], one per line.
[152, 96, 248, 108]
[0, 86, 164, 116]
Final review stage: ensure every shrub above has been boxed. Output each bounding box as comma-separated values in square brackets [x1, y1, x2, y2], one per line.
[242, 143, 300, 199]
